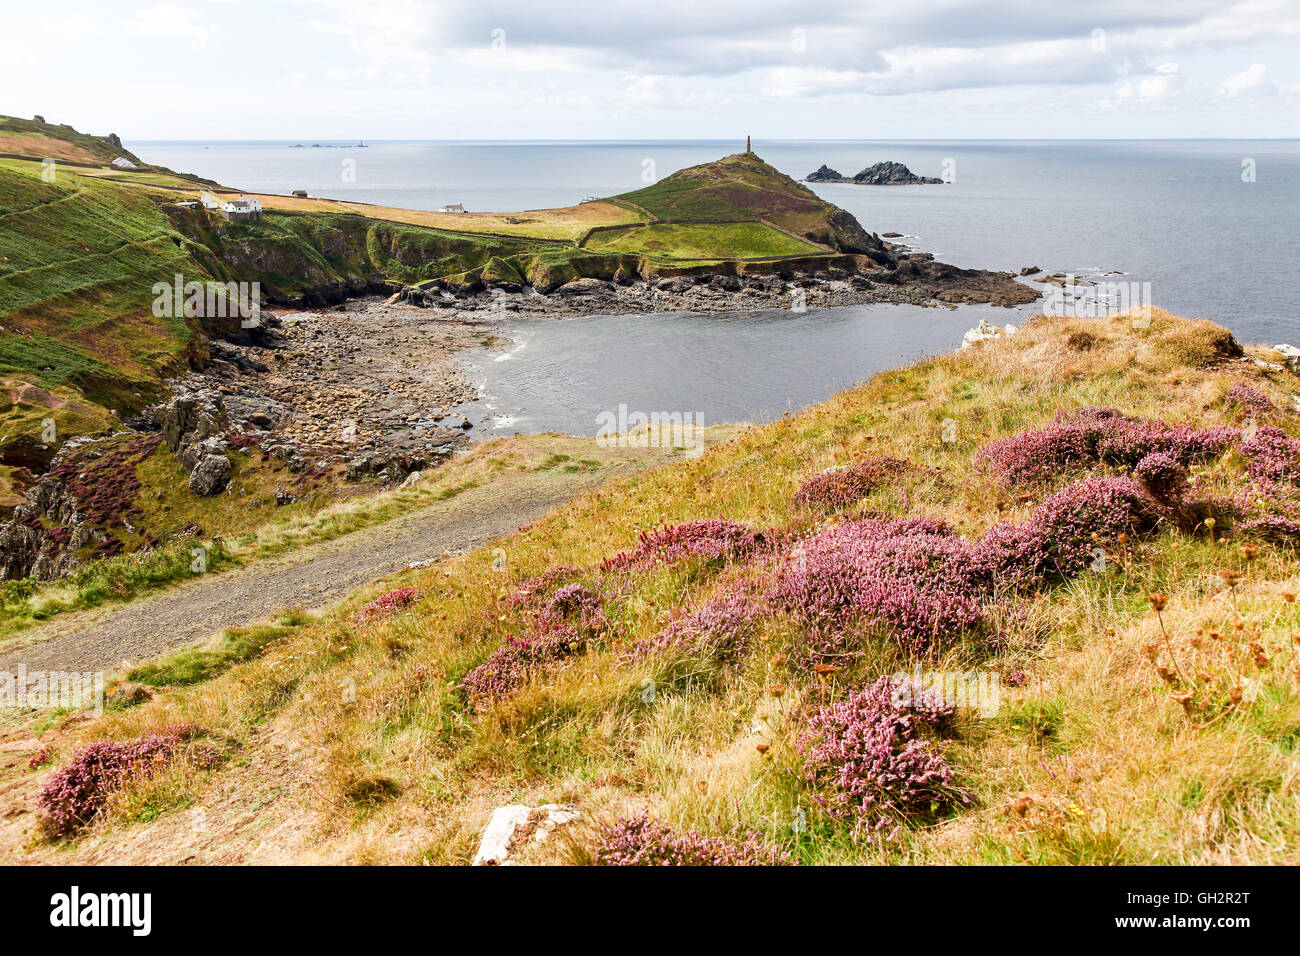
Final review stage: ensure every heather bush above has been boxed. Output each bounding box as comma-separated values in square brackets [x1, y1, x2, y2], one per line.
[509, 565, 580, 608]
[538, 583, 604, 630]
[770, 518, 991, 659]
[1132, 452, 1189, 504]
[1224, 381, 1274, 422]
[975, 407, 1235, 486]
[594, 813, 792, 866]
[1238, 514, 1300, 545]
[793, 456, 909, 511]
[1240, 425, 1300, 487]
[459, 623, 586, 708]
[628, 580, 766, 664]
[602, 519, 775, 571]
[980, 476, 1156, 586]
[354, 586, 419, 623]
[37, 724, 206, 838]
[797, 676, 965, 839]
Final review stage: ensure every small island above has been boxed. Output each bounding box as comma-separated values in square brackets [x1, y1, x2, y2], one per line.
[806, 161, 943, 185]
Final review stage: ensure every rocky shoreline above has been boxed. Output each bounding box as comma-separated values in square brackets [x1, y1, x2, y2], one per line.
[397, 254, 1037, 317]
[161, 300, 493, 474]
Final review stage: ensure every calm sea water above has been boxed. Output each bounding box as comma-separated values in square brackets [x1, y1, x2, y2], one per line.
[458, 303, 1024, 437]
[133, 139, 1299, 435]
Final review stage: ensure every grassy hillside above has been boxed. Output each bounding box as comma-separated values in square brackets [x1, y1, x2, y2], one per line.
[9, 309, 1300, 865]
[584, 221, 823, 260]
[617, 152, 887, 257]
[0, 116, 145, 167]
[0, 160, 204, 411]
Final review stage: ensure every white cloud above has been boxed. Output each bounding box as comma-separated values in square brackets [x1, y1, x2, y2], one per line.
[1216, 63, 1278, 97]
[1099, 62, 1188, 107]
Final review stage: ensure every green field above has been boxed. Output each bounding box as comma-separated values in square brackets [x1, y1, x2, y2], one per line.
[585, 221, 822, 260]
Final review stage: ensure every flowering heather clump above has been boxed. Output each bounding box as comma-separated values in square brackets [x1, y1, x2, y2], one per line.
[509, 565, 580, 609]
[793, 456, 909, 511]
[37, 724, 204, 838]
[797, 676, 965, 838]
[770, 518, 990, 658]
[980, 476, 1155, 586]
[354, 586, 420, 623]
[1132, 452, 1190, 504]
[459, 623, 586, 708]
[538, 583, 604, 630]
[594, 813, 792, 866]
[1238, 515, 1300, 544]
[628, 581, 766, 664]
[602, 519, 776, 572]
[1240, 426, 1300, 487]
[975, 407, 1235, 486]
[1224, 381, 1274, 422]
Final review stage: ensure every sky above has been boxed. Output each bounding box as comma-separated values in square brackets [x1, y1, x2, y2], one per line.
[5, 0, 1300, 140]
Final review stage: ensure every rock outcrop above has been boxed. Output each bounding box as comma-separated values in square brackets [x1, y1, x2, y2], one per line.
[805, 164, 844, 182]
[805, 161, 944, 185]
[0, 441, 109, 581]
[158, 390, 232, 497]
[472, 804, 580, 865]
[960, 318, 1019, 349]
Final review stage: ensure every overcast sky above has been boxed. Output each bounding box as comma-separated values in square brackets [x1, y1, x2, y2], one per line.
[6, 0, 1300, 140]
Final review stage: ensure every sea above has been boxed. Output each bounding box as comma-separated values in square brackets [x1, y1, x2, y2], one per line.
[133, 139, 1300, 436]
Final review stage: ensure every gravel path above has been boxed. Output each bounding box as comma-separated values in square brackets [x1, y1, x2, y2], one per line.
[0, 475, 608, 674]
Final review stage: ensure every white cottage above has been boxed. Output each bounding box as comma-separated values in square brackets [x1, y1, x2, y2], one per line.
[220, 196, 263, 222]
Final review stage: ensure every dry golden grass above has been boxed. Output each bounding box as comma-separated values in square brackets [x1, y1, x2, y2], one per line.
[4, 309, 1299, 865]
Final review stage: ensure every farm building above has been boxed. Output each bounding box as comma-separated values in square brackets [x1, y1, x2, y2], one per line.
[220, 196, 263, 222]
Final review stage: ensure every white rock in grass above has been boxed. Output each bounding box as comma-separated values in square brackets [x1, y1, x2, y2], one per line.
[960, 319, 1017, 350]
[472, 804, 580, 866]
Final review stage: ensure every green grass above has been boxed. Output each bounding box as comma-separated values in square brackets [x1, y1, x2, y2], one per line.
[127, 609, 311, 687]
[585, 221, 821, 260]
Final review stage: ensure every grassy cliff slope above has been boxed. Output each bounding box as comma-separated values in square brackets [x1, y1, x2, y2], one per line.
[7, 310, 1299, 865]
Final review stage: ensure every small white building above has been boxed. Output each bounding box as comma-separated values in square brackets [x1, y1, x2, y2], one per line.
[440, 203, 466, 213]
[199, 191, 222, 210]
[220, 196, 263, 222]
[111, 156, 137, 169]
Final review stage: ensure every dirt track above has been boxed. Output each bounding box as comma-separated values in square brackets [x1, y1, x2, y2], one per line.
[0, 456, 660, 675]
